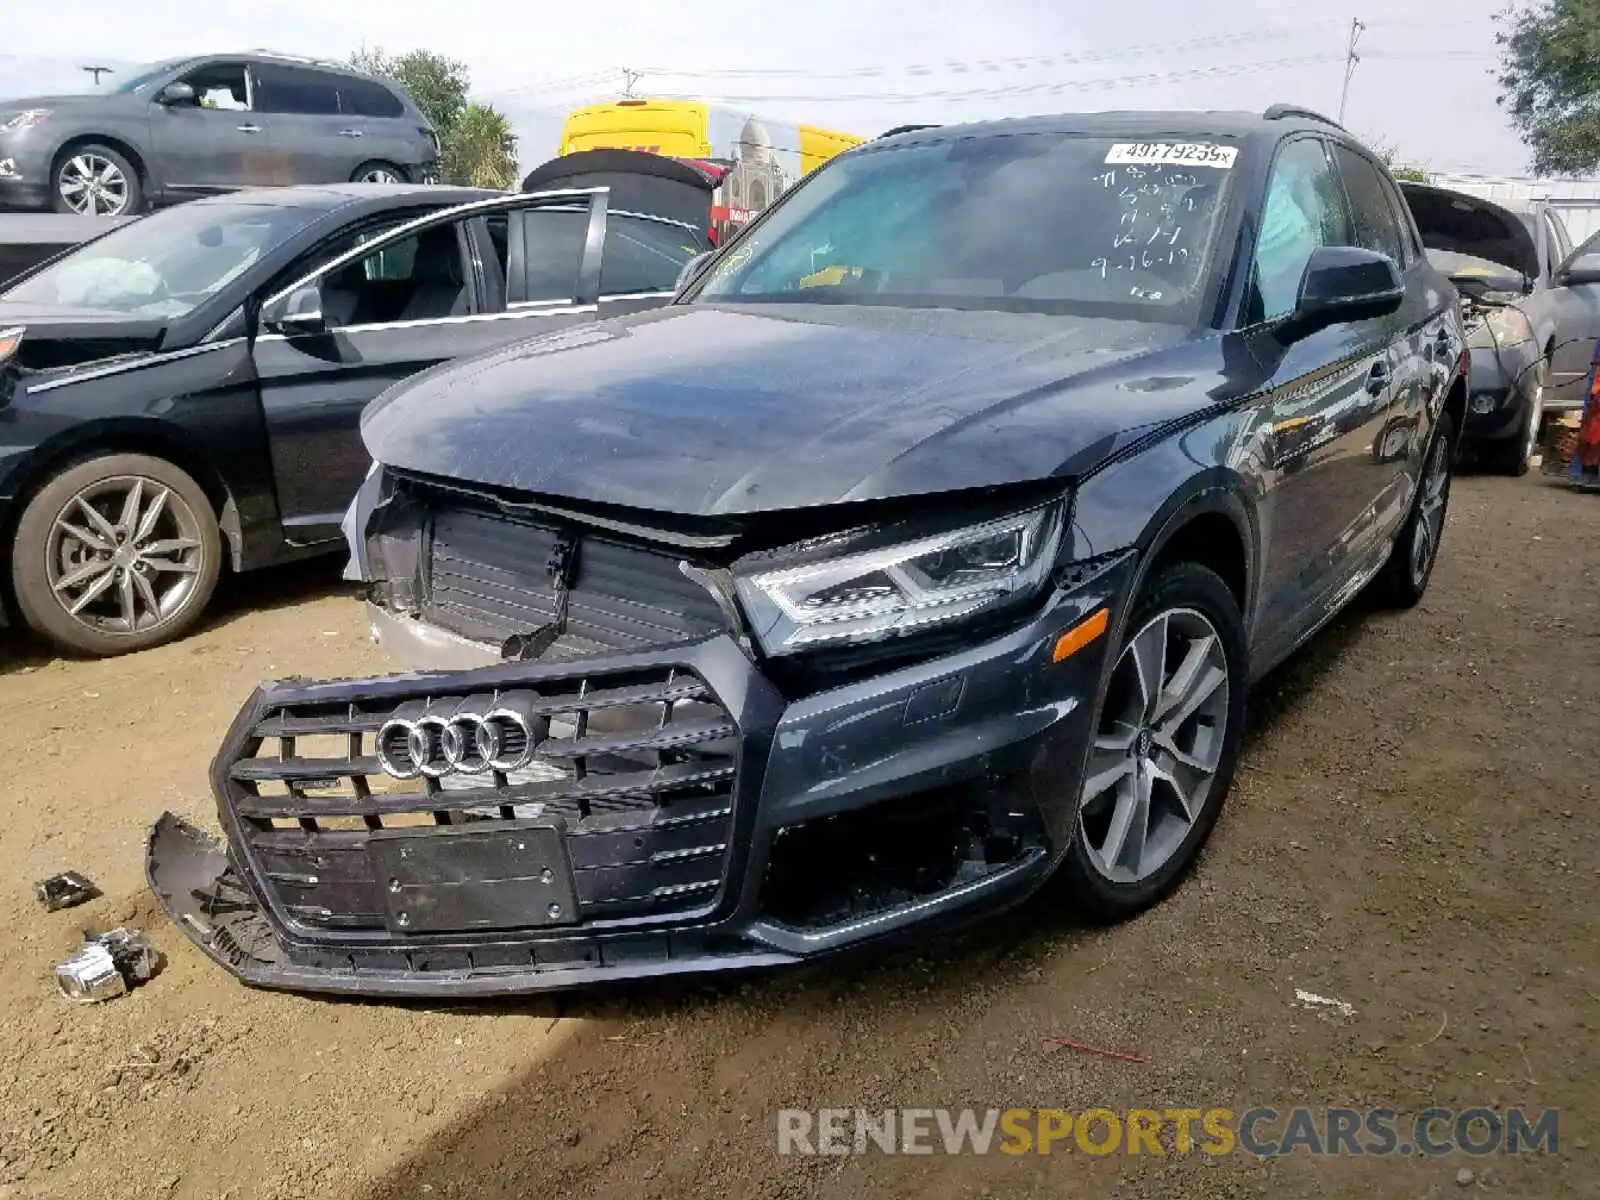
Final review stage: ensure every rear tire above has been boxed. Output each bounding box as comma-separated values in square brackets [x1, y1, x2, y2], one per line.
[351, 161, 407, 185]
[1375, 411, 1455, 608]
[10, 453, 222, 657]
[1055, 561, 1248, 921]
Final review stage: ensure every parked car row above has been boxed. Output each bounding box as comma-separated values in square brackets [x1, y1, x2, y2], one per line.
[0, 50, 439, 216]
[122, 104, 1474, 998]
[0, 179, 707, 654]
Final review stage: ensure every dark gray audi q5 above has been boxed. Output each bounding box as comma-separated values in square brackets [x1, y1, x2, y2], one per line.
[148, 105, 1468, 998]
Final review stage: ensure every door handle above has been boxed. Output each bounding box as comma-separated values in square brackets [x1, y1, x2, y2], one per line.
[236, 123, 263, 134]
[337, 129, 364, 138]
[1365, 361, 1390, 396]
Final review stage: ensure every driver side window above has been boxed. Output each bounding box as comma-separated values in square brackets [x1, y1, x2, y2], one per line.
[171, 62, 252, 111]
[318, 222, 470, 328]
[1251, 138, 1351, 322]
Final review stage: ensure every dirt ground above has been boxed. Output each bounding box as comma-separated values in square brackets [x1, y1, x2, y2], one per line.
[0, 472, 1595, 1200]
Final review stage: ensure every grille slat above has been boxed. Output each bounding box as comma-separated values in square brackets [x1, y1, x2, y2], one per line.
[222, 663, 740, 932]
[422, 508, 727, 654]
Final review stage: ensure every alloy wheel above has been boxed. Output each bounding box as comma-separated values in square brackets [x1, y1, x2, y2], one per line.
[1078, 607, 1231, 885]
[1410, 431, 1451, 587]
[361, 167, 402, 184]
[57, 154, 131, 215]
[44, 475, 206, 638]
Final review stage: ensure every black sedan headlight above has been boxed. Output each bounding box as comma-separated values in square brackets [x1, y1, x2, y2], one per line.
[733, 501, 1065, 656]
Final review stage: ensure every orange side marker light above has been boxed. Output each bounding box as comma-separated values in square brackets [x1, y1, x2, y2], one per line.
[1052, 607, 1109, 663]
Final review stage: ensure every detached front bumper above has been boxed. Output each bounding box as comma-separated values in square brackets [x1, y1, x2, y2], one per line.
[147, 560, 1131, 998]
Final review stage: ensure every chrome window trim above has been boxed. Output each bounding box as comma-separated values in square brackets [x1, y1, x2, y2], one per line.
[254, 303, 596, 342]
[261, 187, 611, 313]
[26, 340, 242, 394]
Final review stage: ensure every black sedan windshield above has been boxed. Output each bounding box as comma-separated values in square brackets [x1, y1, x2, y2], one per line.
[694, 131, 1240, 322]
[3, 201, 311, 318]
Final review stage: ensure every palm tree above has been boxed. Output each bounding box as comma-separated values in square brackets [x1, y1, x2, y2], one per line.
[446, 103, 518, 189]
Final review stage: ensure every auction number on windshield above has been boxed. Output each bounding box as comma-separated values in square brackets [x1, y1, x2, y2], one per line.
[1106, 142, 1237, 169]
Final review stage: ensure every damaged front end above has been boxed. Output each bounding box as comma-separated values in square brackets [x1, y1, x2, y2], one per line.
[151, 471, 1132, 997]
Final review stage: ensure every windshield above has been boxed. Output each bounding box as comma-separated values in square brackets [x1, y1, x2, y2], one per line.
[108, 60, 188, 94]
[2, 201, 312, 318]
[692, 132, 1240, 322]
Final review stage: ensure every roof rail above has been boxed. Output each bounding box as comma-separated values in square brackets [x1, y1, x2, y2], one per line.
[1262, 103, 1346, 131]
[878, 124, 941, 140]
[238, 48, 351, 71]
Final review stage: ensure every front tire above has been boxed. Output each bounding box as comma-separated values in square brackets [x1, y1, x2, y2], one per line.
[1056, 561, 1248, 920]
[51, 143, 143, 216]
[10, 453, 221, 657]
[1375, 410, 1455, 608]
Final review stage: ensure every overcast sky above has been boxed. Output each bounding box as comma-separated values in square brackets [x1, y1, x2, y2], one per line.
[0, 0, 1537, 178]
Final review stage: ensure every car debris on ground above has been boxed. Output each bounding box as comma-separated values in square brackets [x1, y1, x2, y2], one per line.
[55, 928, 161, 1003]
[34, 870, 99, 911]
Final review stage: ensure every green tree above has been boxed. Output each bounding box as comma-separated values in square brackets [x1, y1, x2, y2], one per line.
[1497, 0, 1600, 175]
[1368, 138, 1431, 183]
[445, 103, 519, 189]
[350, 46, 470, 147]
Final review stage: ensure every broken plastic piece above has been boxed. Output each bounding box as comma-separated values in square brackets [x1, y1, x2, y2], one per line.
[35, 870, 100, 911]
[56, 927, 161, 1003]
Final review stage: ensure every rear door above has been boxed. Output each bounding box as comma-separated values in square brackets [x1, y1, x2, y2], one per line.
[251, 190, 610, 545]
[596, 211, 707, 318]
[251, 63, 354, 185]
[335, 76, 429, 180]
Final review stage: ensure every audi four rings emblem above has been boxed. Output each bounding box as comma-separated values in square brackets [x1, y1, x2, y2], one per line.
[376, 693, 542, 779]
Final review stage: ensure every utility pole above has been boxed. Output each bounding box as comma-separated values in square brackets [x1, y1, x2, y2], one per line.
[621, 68, 641, 98]
[81, 65, 113, 85]
[1337, 17, 1364, 124]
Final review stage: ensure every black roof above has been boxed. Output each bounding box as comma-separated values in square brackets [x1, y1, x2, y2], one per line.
[872, 106, 1349, 149]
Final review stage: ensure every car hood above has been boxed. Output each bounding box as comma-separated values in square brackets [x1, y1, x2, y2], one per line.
[0, 301, 167, 370]
[362, 303, 1221, 517]
[1401, 181, 1539, 282]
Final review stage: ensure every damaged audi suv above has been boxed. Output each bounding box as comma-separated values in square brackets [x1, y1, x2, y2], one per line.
[149, 106, 1467, 997]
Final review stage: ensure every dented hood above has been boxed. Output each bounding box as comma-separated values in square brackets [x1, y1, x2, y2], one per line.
[361, 303, 1217, 516]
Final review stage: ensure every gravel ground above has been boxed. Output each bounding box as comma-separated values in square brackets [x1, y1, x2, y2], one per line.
[0, 472, 1595, 1200]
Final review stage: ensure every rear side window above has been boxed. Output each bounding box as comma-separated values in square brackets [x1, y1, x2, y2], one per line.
[254, 64, 341, 116]
[340, 78, 405, 119]
[1333, 145, 1405, 266]
[518, 208, 590, 303]
[600, 216, 703, 295]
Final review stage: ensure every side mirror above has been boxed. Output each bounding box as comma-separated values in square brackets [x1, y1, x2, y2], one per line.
[156, 82, 196, 106]
[261, 282, 326, 337]
[1285, 245, 1403, 336]
[674, 250, 714, 295]
[1557, 252, 1600, 287]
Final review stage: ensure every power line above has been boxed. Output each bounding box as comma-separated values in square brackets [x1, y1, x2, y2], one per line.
[636, 21, 1344, 81]
[646, 55, 1338, 107]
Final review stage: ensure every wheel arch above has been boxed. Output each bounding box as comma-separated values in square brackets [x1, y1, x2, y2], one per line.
[49, 134, 152, 200]
[2, 419, 242, 577]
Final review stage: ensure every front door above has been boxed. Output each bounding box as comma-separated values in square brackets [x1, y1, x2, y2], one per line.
[1244, 136, 1403, 654]
[148, 59, 273, 191]
[251, 191, 611, 546]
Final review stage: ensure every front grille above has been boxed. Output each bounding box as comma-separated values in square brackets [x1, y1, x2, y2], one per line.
[423, 507, 728, 659]
[220, 665, 740, 935]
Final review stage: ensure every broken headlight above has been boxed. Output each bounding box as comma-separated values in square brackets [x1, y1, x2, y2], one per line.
[734, 502, 1064, 655]
[1466, 304, 1534, 351]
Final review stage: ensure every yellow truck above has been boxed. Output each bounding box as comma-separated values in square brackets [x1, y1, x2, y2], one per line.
[558, 99, 862, 236]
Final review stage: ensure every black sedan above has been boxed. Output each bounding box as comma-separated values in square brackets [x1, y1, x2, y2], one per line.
[149, 106, 1467, 998]
[0, 183, 705, 655]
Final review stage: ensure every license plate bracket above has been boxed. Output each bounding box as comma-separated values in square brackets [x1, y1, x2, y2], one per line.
[366, 821, 579, 934]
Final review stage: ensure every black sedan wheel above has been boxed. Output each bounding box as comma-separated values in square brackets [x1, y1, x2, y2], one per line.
[1057, 561, 1248, 919]
[10, 454, 221, 657]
